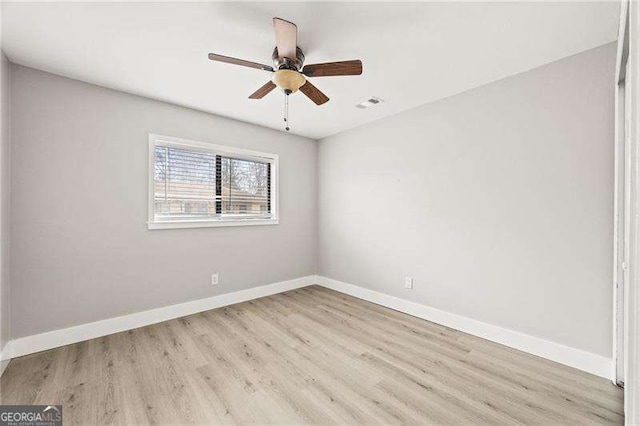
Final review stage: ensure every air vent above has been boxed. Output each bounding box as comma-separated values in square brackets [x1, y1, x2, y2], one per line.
[356, 97, 384, 109]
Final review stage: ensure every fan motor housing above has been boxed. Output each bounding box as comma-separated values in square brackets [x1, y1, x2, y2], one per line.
[272, 47, 305, 71]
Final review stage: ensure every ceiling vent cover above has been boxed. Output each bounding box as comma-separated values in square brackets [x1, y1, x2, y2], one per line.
[356, 97, 384, 109]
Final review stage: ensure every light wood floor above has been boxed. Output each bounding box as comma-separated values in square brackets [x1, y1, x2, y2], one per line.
[0, 285, 624, 425]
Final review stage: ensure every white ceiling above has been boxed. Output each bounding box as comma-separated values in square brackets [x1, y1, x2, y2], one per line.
[2, 2, 620, 139]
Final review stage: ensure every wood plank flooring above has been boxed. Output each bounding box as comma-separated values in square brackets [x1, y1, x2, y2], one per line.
[0, 285, 624, 425]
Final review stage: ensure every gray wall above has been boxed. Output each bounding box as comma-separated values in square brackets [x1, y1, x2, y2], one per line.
[10, 65, 317, 338]
[318, 43, 616, 357]
[0, 52, 10, 355]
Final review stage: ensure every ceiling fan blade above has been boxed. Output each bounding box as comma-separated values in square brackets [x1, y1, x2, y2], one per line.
[299, 80, 329, 105]
[302, 60, 363, 77]
[273, 17, 297, 62]
[249, 81, 277, 99]
[208, 53, 274, 72]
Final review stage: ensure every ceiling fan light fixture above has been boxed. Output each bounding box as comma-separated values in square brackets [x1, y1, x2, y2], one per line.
[272, 69, 306, 94]
[207, 17, 363, 132]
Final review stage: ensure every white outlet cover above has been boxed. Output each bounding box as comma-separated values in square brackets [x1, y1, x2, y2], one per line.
[211, 273, 219, 285]
[405, 277, 413, 289]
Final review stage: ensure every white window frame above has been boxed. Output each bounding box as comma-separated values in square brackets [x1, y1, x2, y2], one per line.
[148, 133, 279, 230]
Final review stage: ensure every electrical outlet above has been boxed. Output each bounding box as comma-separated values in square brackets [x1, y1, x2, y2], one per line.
[211, 273, 219, 286]
[405, 277, 413, 289]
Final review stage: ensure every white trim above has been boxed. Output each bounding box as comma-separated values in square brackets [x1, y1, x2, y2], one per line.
[613, 0, 632, 388]
[316, 276, 612, 379]
[148, 218, 279, 230]
[0, 341, 11, 376]
[625, 0, 640, 421]
[150, 134, 279, 162]
[147, 133, 279, 230]
[8, 276, 315, 359]
[613, 0, 630, 385]
[4, 274, 614, 380]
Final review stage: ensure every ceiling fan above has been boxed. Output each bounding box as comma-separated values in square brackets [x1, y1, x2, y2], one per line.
[208, 17, 363, 131]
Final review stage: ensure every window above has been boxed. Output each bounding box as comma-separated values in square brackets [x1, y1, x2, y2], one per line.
[148, 134, 278, 229]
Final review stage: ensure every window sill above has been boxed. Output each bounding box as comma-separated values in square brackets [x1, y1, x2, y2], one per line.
[148, 218, 279, 230]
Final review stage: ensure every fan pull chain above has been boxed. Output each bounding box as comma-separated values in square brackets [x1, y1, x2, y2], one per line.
[284, 94, 289, 131]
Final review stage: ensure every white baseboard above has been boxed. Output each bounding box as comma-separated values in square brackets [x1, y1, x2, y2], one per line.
[3, 274, 613, 381]
[7, 276, 316, 360]
[315, 275, 612, 380]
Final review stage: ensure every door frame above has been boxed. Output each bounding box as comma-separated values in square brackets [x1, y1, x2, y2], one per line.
[626, 1, 640, 422]
[614, 0, 640, 421]
[613, 0, 630, 387]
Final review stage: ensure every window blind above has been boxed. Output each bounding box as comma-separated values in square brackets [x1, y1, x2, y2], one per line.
[154, 145, 272, 222]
